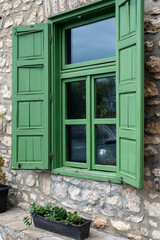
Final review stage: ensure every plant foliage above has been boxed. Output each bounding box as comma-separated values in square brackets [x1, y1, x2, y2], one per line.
[0, 114, 5, 119]
[23, 216, 32, 226]
[0, 114, 6, 187]
[0, 156, 6, 186]
[23, 202, 85, 226]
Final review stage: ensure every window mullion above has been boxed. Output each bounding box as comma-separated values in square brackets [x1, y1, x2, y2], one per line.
[86, 76, 91, 170]
[94, 119, 116, 125]
[64, 119, 86, 125]
[62, 80, 66, 167]
[91, 75, 95, 170]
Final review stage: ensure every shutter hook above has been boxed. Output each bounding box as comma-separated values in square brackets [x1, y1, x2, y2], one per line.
[18, 163, 21, 168]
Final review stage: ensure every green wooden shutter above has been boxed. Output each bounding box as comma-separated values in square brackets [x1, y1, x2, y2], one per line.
[116, 0, 144, 188]
[12, 23, 51, 170]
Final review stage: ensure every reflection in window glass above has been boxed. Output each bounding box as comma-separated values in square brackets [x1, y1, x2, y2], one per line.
[65, 17, 116, 64]
[95, 77, 116, 118]
[66, 125, 86, 163]
[95, 125, 116, 166]
[66, 81, 86, 119]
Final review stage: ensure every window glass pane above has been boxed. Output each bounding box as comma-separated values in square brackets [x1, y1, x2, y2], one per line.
[66, 81, 86, 119]
[66, 125, 86, 163]
[95, 125, 116, 166]
[95, 77, 116, 118]
[65, 17, 115, 64]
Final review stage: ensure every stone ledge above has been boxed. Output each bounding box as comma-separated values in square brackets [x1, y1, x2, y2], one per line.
[0, 208, 129, 240]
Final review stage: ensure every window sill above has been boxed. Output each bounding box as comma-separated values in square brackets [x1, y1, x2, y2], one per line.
[52, 167, 122, 183]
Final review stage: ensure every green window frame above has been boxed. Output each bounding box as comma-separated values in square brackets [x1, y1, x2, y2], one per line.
[12, 0, 144, 188]
[61, 11, 116, 70]
[62, 77, 88, 170]
[62, 73, 116, 172]
[91, 74, 116, 172]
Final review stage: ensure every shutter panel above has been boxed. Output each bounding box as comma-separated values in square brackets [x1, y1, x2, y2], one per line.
[12, 24, 51, 170]
[116, 0, 144, 188]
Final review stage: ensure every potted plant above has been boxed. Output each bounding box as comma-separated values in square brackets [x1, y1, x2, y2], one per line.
[0, 156, 12, 213]
[24, 202, 92, 240]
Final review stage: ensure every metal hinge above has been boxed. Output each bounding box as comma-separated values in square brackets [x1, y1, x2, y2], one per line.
[49, 153, 53, 160]
[50, 94, 53, 102]
[14, 28, 17, 36]
[49, 35, 52, 44]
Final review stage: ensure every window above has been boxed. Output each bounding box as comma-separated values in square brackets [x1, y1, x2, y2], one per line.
[61, 10, 117, 172]
[62, 75, 116, 172]
[65, 17, 116, 64]
[12, 0, 144, 188]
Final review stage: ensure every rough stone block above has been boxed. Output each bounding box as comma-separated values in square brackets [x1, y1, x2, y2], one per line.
[92, 217, 108, 229]
[146, 56, 160, 73]
[144, 200, 160, 219]
[145, 121, 160, 135]
[144, 80, 158, 97]
[25, 175, 35, 187]
[152, 230, 160, 239]
[42, 176, 51, 196]
[123, 188, 141, 213]
[145, 41, 154, 51]
[111, 220, 131, 231]
[144, 145, 158, 157]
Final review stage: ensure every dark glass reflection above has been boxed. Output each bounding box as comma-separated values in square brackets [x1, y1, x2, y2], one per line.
[66, 81, 86, 119]
[95, 125, 116, 166]
[95, 77, 116, 118]
[66, 125, 86, 163]
[65, 17, 116, 64]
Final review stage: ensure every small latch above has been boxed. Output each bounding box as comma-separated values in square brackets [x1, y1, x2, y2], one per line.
[18, 163, 21, 169]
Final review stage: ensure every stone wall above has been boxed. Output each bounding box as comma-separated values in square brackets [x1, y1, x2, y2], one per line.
[0, 0, 160, 239]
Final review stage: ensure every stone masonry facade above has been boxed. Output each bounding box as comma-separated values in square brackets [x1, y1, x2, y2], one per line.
[0, 0, 160, 239]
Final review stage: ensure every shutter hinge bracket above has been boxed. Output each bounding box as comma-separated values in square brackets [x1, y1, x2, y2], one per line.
[49, 153, 53, 160]
[14, 28, 17, 36]
[50, 94, 53, 102]
[49, 35, 52, 44]
[120, 177, 123, 183]
[107, 176, 123, 184]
